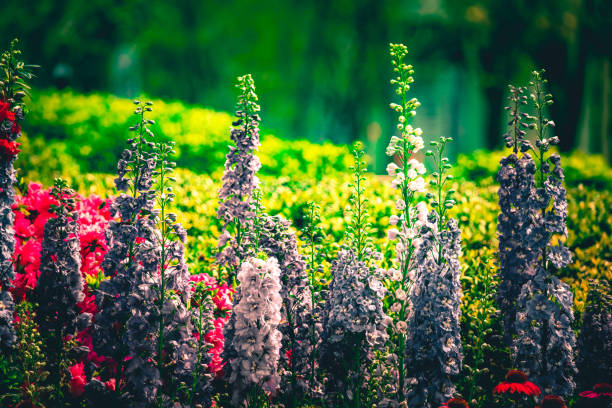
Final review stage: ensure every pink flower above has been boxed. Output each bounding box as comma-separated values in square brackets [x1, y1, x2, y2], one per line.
[493, 370, 541, 396]
[68, 362, 87, 396]
[105, 378, 116, 391]
[579, 383, 612, 399]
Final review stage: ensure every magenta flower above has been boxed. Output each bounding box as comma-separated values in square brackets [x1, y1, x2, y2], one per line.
[493, 370, 541, 396]
[579, 383, 612, 399]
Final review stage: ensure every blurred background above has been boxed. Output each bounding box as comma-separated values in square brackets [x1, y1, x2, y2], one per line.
[2, 0, 611, 172]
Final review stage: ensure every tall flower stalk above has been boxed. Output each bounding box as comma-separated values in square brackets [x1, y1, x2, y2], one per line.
[384, 42, 426, 402]
[33, 179, 86, 400]
[320, 249, 389, 408]
[254, 213, 312, 407]
[0, 39, 34, 352]
[303, 201, 326, 403]
[92, 100, 159, 401]
[347, 141, 374, 263]
[217, 74, 262, 281]
[511, 71, 577, 397]
[496, 84, 540, 345]
[403, 137, 463, 407]
[224, 256, 283, 407]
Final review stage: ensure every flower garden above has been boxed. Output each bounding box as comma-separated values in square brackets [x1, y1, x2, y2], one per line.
[0, 39, 611, 408]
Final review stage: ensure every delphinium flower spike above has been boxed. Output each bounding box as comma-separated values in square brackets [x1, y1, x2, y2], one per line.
[511, 70, 577, 398]
[384, 42, 427, 402]
[319, 249, 389, 407]
[496, 84, 540, 345]
[33, 178, 87, 398]
[403, 137, 463, 408]
[224, 256, 283, 407]
[217, 74, 262, 280]
[91, 100, 161, 403]
[34, 178, 84, 335]
[0, 39, 35, 352]
[123, 136, 212, 407]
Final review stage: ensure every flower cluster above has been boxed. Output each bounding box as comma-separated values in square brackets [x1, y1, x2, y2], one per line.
[224, 256, 283, 405]
[576, 279, 612, 391]
[217, 74, 262, 276]
[253, 213, 314, 400]
[33, 179, 85, 342]
[496, 151, 540, 344]
[501, 71, 577, 397]
[11, 183, 111, 301]
[403, 211, 463, 407]
[493, 370, 541, 397]
[512, 269, 577, 396]
[0, 39, 33, 352]
[320, 249, 389, 405]
[579, 382, 612, 402]
[91, 101, 162, 403]
[384, 42, 429, 402]
[92, 102, 213, 407]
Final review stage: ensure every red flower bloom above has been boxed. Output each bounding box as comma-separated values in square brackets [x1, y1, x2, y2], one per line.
[440, 397, 469, 408]
[580, 383, 612, 399]
[105, 378, 116, 391]
[68, 362, 87, 396]
[0, 100, 15, 122]
[536, 395, 567, 408]
[0, 100, 19, 133]
[493, 370, 541, 396]
[0, 139, 20, 158]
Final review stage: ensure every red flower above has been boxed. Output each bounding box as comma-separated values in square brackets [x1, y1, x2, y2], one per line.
[0, 100, 19, 134]
[493, 370, 541, 396]
[105, 378, 116, 391]
[536, 395, 567, 408]
[68, 362, 87, 396]
[440, 397, 469, 408]
[580, 383, 612, 399]
[0, 139, 20, 158]
[0, 100, 15, 122]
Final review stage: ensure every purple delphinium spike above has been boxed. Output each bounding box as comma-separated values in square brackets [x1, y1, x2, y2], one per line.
[216, 74, 262, 278]
[33, 179, 85, 337]
[404, 212, 463, 407]
[509, 70, 576, 397]
[404, 137, 463, 408]
[0, 39, 33, 352]
[224, 256, 283, 405]
[496, 151, 540, 344]
[319, 249, 389, 406]
[254, 214, 313, 401]
[92, 103, 211, 406]
[513, 268, 577, 396]
[91, 101, 161, 403]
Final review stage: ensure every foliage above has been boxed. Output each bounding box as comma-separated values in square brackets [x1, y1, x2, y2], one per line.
[576, 279, 612, 391]
[24, 89, 352, 178]
[455, 149, 612, 191]
[2, 34, 612, 407]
